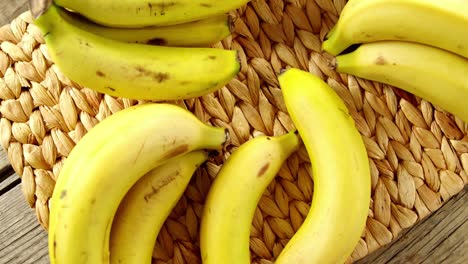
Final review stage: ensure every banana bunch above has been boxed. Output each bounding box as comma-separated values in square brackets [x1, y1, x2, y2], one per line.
[322, 0, 468, 123]
[48, 103, 228, 264]
[200, 68, 371, 264]
[48, 69, 371, 264]
[29, 0, 250, 100]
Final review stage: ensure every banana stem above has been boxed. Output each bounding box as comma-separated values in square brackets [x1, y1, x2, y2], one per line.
[29, 0, 52, 19]
[322, 31, 351, 56]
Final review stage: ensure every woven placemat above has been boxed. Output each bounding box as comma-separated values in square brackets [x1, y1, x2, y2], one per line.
[1, 1, 467, 263]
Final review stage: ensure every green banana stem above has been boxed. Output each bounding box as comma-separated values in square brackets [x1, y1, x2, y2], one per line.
[29, 0, 52, 19]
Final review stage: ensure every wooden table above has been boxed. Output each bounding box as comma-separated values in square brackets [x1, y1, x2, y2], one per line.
[0, 1, 467, 263]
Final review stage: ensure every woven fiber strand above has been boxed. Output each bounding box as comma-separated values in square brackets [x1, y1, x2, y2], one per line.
[1, 0, 467, 263]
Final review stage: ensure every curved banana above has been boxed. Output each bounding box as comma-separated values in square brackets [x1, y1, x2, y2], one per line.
[276, 68, 371, 264]
[48, 103, 227, 264]
[110, 150, 208, 264]
[322, 0, 468, 58]
[57, 8, 232, 47]
[200, 132, 300, 264]
[52, 0, 250, 28]
[335, 41, 468, 123]
[32, 4, 240, 100]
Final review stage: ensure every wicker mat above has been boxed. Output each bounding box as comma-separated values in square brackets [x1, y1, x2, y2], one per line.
[1, 1, 467, 263]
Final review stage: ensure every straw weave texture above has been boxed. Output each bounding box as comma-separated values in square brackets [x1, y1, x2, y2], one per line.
[0, 1, 467, 263]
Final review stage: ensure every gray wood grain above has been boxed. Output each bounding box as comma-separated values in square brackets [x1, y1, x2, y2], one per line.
[356, 186, 468, 264]
[0, 173, 20, 195]
[0, 149, 11, 174]
[0, 184, 49, 264]
[0, 149, 16, 194]
[0, 0, 29, 26]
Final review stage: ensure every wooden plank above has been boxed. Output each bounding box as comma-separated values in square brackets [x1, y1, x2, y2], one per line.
[0, 178, 465, 264]
[0, 150, 18, 195]
[0, 0, 29, 26]
[0, 149, 11, 174]
[0, 184, 49, 264]
[0, 173, 20, 195]
[356, 186, 468, 264]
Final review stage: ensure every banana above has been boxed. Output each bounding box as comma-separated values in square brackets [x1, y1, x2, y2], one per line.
[276, 68, 371, 264]
[322, 0, 468, 58]
[110, 150, 208, 264]
[200, 132, 300, 264]
[48, 103, 228, 264]
[32, 3, 240, 101]
[335, 41, 468, 123]
[57, 7, 232, 47]
[50, 0, 250, 28]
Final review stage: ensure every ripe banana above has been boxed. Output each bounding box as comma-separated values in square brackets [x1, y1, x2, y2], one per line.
[322, 0, 468, 58]
[52, 0, 250, 28]
[48, 103, 227, 264]
[276, 68, 371, 264]
[200, 132, 300, 264]
[32, 3, 240, 100]
[110, 150, 208, 264]
[57, 7, 232, 47]
[335, 41, 468, 123]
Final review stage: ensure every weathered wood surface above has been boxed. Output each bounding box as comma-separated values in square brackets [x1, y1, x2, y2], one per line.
[0, 151, 18, 194]
[0, 1, 467, 264]
[356, 186, 468, 264]
[0, 0, 29, 26]
[0, 184, 49, 264]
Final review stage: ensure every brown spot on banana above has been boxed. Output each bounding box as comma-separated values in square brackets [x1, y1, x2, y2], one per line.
[200, 3, 212, 7]
[375, 56, 387, 65]
[106, 87, 116, 92]
[257, 162, 270, 177]
[143, 170, 180, 202]
[162, 144, 190, 160]
[53, 236, 57, 260]
[153, 2, 177, 8]
[153, 73, 170, 82]
[135, 66, 170, 82]
[146, 38, 168, 46]
[155, 2, 177, 15]
[60, 190, 67, 199]
[96, 71, 105, 77]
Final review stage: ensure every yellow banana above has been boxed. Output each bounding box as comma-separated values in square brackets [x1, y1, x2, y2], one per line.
[335, 41, 468, 123]
[276, 68, 371, 264]
[48, 103, 227, 264]
[32, 4, 240, 100]
[57, 8, 232, 47]
[200, 132, 300, 264]
[322, 0, 468, 58]
[110, 150, 208, 264]
[50, 0, 250, 28]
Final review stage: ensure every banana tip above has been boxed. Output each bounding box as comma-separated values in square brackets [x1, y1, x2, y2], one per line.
[29, 0, 52, 19]
[278, 67, 290, 77]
